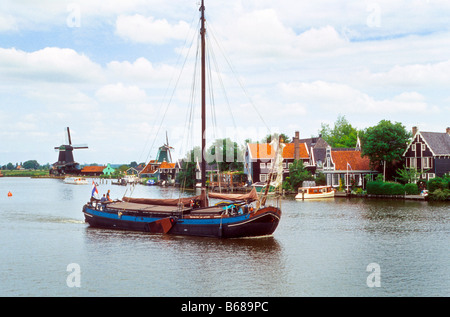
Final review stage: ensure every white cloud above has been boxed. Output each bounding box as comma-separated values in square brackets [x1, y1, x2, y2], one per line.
[361, 60, 450, 87]
[279, 80, 431, 114]
[0, 14, 17, 32]
[221, 9, 348, 59]
[95, 83, 147, 104]
[106, 58, 176, 84]
[115, 14, 191, 44]
[295, 26, 347, 53]
[0, 47, 103, 83]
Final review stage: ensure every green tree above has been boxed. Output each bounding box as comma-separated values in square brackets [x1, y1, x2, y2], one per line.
[23, 160, 40, 170]
[129, 161, 138, 168]
[285, 159, 313, 190]
[395, 166, 422, 184]
[262, 133, 291, 144]
[319, 115, 360, 148]
[177, 149, 198, 189]
[207, 138, 244, 172]
[361, 120, 411, 181]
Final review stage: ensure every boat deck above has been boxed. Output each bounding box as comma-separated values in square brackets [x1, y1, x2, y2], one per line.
[107, 201, 190, 214]
[104, 201, 227, 216]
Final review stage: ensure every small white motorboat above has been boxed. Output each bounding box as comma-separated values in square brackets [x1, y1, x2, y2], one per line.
[64, 177, 89, 185]
[295, 185, 335, 200]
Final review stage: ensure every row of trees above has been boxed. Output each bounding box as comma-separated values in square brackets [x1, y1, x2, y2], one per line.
[1, 160, 48, 170]
[320, 115, 412, 181]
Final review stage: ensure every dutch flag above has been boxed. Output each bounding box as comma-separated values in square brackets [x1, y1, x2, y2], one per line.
[91, 181, 98, 197]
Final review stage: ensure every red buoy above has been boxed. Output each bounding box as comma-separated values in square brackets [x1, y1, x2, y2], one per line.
[7, 191, 12, 197]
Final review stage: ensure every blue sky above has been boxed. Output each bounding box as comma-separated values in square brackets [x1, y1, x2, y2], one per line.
[1, 0, 450, 166]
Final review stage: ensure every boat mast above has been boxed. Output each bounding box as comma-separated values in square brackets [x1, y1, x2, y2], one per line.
[200, 0, 207, 205]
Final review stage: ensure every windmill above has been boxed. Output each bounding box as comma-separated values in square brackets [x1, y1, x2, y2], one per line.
[50, 127, 88, 176]
[156, 131, 174, 163]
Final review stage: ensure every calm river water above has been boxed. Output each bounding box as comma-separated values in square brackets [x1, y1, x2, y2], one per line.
[0, 177, 448, 297]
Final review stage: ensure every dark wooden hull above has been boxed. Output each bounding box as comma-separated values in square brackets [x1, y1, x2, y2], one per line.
[82, 204, 281, 238]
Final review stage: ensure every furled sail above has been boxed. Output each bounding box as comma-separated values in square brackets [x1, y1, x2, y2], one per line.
[271, 138, 285, 190]
[208, 187, 258, 202]
[123, 195, 202, 206]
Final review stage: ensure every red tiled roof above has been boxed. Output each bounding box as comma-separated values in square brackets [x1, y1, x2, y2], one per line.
[141, 164, 158, 174]
[248, 143, 309, 160]
[282, 143, 309, 159]
[159, 162, 176, 169]
[81, 166, 106, 172]
[331, 150, 371, 171]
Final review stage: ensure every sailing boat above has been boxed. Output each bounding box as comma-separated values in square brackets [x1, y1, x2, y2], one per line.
[82, 1, 282, 238]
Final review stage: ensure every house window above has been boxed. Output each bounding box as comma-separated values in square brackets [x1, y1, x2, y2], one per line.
[421, 144, 426, 151]
[260, 163, 266, 169]
[288, 163, 293, 168]
[409, 157, 416, 168]
[423, 157, 432, 169]
[332, 174, 339, 186]
[428, 173, 435, 180]
[412, 144, 416, 151]
[267, 162, 272, 169]
[282, 162, 286, 168]
[260, 174, 267, 182]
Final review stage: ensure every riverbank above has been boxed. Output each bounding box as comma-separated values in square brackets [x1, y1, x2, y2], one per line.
[0, 170, 50, 177]
[334, 191, 425, 200]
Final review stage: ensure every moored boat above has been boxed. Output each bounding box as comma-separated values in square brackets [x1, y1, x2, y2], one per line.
[82, 0, 282, 238]
[83, 188, 281, 238]
[295, 185, 335, 199]
[252, 182, 276, 194]
[64, 177, 88, 185]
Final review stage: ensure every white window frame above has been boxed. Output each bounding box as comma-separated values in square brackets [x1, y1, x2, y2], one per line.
[260, 174, 267, 182]
[423, 157, 431, 169]
[410, 157, 416, 168]
[260, 163, 266, 169]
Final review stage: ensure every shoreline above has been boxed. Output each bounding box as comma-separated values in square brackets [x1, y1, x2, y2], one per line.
[2, 175, 445, 201]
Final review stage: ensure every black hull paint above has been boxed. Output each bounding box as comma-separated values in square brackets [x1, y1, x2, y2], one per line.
[83, 205, 281, 239]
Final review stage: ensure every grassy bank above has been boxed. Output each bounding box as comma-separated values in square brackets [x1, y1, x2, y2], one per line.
[1, 170, 50, 177]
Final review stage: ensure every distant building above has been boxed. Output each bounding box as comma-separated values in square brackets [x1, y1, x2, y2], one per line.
[102, 164, 115, 176]
[403, 126, 450, 179]
[81, 165, 106, 176]
[245, 131, 311, 183]
[322, 147, 377, 189]
[126, 166, 143, 176]
[158, 161, 177, 182]
[140, 142, 176, 182]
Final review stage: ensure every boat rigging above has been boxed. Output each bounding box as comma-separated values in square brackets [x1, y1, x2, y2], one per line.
[82, 0, 282, 238]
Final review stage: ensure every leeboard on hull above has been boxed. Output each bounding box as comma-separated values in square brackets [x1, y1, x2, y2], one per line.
[82, 203, 281, 238]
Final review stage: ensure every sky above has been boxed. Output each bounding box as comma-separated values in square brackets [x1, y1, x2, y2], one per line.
[1, 0, 450, 166]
